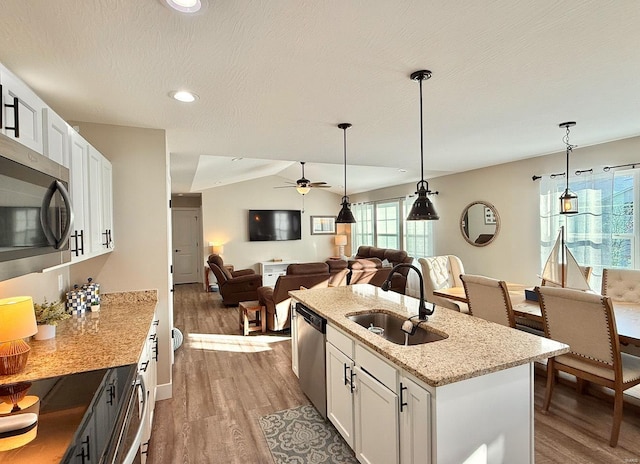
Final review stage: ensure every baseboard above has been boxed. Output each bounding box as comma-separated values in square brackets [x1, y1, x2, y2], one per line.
[155, 382, 173, 401]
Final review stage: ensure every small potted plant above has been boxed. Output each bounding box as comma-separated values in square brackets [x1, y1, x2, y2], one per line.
[33, 299, 70, 340]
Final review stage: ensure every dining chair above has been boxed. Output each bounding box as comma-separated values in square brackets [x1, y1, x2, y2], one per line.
[535, 285, 640, 447]
[418, 256, 468, 312]
[602, 268, 640, 303]
[460, 274, 515, 328]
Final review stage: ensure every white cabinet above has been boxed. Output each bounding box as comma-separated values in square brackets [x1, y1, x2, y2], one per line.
[354, 364, 399, 464]
[260, 261, 297, 287]
[326, 341, 355, 448]
[88, 145, 114, 254]
[399, 376, 431, 464]
[0, 65, 45, 154]
[69, 130, 90, 261]
[43, 107, 70, 167]
[138, 316, 158, 463]
[291, 303, 299, 377]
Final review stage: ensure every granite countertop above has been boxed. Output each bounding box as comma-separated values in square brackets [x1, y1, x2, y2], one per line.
[290, 284, 569, 387]
[0, 290, 158, 385]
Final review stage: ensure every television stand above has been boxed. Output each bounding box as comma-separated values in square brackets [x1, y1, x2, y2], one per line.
[260, 260, 298, 287]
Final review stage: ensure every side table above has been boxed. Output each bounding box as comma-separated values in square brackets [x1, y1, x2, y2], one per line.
[238, 300, 266, 336]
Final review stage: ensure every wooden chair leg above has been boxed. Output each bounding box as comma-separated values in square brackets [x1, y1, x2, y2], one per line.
[542, 358, 556, 412]
[576, 378, 587, 395]
[610, 388, 624, 447]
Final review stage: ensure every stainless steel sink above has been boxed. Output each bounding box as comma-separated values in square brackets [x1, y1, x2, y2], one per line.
[347, 312, 447, 346]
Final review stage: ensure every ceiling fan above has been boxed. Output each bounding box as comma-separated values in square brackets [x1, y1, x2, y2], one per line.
[276, 162, 331, 195]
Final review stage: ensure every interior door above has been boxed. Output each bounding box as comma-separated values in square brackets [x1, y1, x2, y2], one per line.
[171, 208, 200, 284]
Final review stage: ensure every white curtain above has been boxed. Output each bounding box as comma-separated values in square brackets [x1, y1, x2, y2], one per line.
[540, 169, 615, 291]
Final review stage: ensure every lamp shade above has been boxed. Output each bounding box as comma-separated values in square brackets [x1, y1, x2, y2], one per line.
[296, 186, 311, 195]
[212, 245, 223, 255]
[335, 235, 347, 246]
[336, 199, 356, 224]
[407, 184, 439, 221]
[0, 297, 37, 343]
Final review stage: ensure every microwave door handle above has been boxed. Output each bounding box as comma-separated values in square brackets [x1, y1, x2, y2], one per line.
[121, 376, 148, 464]
[40, 180, 74, 250]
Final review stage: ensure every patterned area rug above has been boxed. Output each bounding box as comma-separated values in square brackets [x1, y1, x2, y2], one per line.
[259, 405, 358, 464]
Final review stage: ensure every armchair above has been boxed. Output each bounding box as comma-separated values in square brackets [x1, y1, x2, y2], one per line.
[257, 262, 330, 331]
[207, 254, 263, 306]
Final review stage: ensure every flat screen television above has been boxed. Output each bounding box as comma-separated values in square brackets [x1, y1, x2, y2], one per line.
[248, 209, 302, 241]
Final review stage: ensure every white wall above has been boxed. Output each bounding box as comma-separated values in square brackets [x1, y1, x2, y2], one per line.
[202, 175, 346, 270]
[351, 135, 640, 286]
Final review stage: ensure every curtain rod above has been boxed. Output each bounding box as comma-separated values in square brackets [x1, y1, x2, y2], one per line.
[353, 191, 439, 205]
[532, 168, 593, 181]
[604, 162, 640, 172]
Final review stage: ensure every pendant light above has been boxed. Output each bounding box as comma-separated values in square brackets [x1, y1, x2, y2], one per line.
[336, 123, 356, 223]
[407, 70, 439, 221]
[558, 121, 578, 215]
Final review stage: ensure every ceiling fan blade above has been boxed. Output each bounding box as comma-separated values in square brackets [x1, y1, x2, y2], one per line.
[309, 182, 327, 186]
[311, 184, 332, 188]
[274, 185, 297, 189]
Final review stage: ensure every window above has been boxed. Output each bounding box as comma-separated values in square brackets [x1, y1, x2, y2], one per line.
[375, 201, 400, 249]
[351, 197, 434, 258]
[539, 169, 638, 291]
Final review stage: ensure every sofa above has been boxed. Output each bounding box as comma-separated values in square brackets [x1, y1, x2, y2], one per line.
[326, 258, 349, 287]
[257, 262, 331, 331]
[348, 246, 413, 294]
[207, 254, 263, 306]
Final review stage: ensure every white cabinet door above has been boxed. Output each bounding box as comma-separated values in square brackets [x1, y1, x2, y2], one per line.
[0, 68, 45, 154]
[101, 157, 114, 249]
[326, 342, 355, 448]
[354, 365, 399, 464]
[43, 107, 70, 167]
[400, 376, 431, 464]
[88, 145, 105, 252]
[69, 130, 91, 260]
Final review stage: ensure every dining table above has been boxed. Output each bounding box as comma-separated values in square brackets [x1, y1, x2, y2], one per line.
[433, 285, 640, 346]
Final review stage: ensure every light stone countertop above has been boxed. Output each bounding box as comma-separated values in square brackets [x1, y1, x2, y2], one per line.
[0, 290, 157, 385]
[290, 284, 569, 387]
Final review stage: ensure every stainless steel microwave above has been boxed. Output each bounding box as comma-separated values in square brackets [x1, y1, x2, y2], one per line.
[0, 133, 73, 281]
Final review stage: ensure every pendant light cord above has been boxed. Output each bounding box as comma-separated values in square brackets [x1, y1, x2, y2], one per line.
[419, 77, 425, 184]
[563, 124, 575, 190]
[343, 126, 348, 200]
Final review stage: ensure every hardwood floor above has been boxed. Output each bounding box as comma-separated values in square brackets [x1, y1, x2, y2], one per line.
[148, 283, 640, 463]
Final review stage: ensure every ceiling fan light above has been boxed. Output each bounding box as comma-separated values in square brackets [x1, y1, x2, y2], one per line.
[296, 186, 310, 195]
[336, 198, 356, 224]
[165, 0, 202, 13]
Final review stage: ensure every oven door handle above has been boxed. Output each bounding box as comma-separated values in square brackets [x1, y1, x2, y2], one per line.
[120, 375, 148, 464]
[40, 179, 74, 249]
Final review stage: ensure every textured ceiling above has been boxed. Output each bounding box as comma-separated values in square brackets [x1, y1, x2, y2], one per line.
[1, 1, 639, 194]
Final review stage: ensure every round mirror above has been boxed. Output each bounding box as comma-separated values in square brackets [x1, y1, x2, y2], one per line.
[460, 201, 500, 247]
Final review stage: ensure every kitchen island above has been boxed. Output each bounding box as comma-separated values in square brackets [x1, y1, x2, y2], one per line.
[290, 284, 569, 464]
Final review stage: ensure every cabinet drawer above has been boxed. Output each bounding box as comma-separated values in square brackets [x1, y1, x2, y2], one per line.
[327, 324, 354, 359]
[355, 343, 397, 393]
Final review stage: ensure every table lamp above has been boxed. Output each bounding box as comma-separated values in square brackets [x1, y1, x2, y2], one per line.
[0, 297, 38, 375]
[212, 244, 224, 256]
[335, 235, 348, 259]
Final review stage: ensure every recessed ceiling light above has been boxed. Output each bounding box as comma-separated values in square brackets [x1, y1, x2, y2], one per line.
[169, 90, 198, 102]
[165, 0, 202, 13]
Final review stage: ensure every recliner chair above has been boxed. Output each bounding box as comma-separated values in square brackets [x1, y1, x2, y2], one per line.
[257, 262, 330, 331]
[207, 254, 263, 306]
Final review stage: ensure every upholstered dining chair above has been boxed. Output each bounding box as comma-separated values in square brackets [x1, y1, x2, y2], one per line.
[535, 285, 640, 447]
[418, 255, 467, 312]
[602, 268, 640, 303]
[460, 274, 515, 328]
[516, 265, 594, 334]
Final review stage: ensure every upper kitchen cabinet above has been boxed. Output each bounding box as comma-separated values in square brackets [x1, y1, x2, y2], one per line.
[88, 145, 114, 254]
[43, 107, 70, 167]
[0, 64, 45, 154]
[69, 129, 91, 261]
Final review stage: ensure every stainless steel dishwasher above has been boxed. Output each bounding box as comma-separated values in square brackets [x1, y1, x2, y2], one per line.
[295, 302, 327, 418]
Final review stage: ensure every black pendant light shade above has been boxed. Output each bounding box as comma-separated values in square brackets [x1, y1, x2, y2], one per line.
[559, 121, 578, 215]
[407, 70, 439, 221]
[407, 181, 439, 220]
[336, 123, 356, 224]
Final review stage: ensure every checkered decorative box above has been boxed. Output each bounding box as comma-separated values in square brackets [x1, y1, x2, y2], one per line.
[82, 278, 101, 307]
[66, 289, 87, 314]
